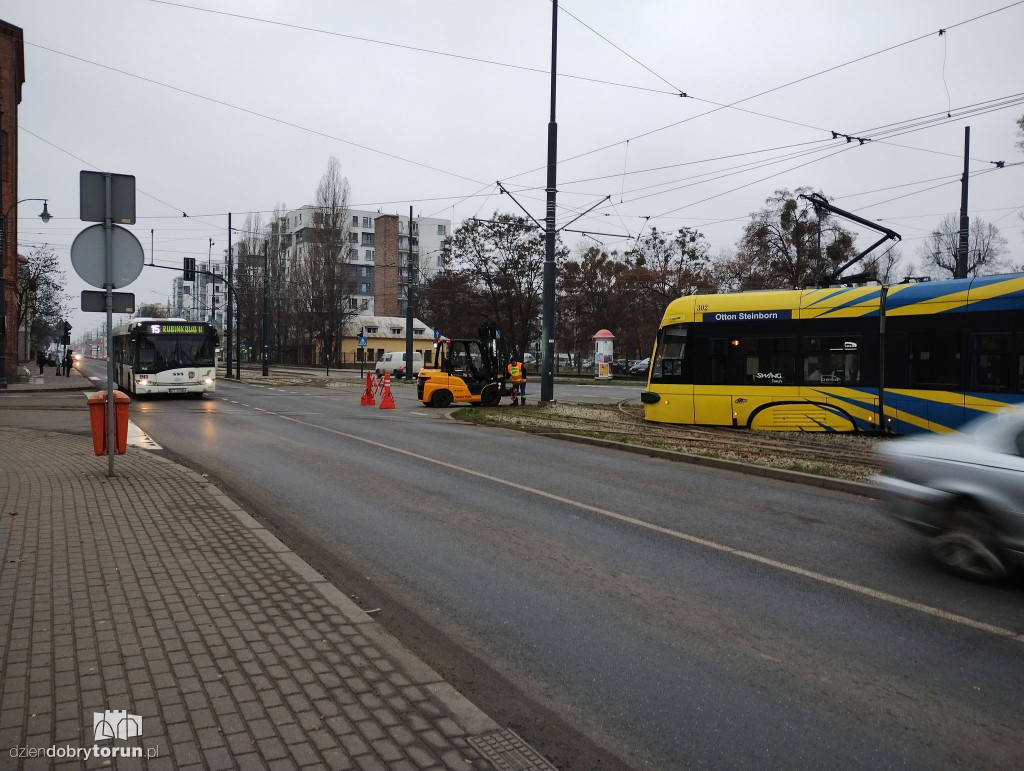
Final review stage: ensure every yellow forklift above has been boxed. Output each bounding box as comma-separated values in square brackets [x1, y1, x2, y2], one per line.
[417, 324, 509, 408]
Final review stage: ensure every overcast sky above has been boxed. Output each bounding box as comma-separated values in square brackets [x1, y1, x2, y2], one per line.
[5, 0, 1023, 337]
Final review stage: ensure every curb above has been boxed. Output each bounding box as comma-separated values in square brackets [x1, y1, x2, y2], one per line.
[548, 432, 875, 497]
[448, 411, 874, 497]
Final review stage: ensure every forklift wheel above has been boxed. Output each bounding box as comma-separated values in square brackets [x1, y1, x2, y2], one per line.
[430, 389, 453, 408]
[480, 386, 501, 408]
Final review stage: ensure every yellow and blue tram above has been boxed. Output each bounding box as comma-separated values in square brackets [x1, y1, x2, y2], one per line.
[640, 273, 1024, 434]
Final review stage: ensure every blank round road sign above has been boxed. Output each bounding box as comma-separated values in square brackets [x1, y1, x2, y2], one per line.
[71, 224, 144, 289]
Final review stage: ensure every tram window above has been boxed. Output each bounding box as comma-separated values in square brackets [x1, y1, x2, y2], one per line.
[744, 337, 796, 385]
[651, 324, 687, 382]
[969, 333, 1012, 392]
[803, 336, 860, 385]
[710, 338, 728, 384]
[909, 332, 960, 389]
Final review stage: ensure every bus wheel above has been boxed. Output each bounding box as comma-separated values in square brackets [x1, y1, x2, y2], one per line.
[480, 386, 501, 408]
[430, 389, 453, 408]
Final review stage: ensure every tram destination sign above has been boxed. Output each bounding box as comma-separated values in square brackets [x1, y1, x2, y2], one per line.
[703, 310, 792, 322]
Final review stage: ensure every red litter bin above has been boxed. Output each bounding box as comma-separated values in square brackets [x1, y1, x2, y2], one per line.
[87, 390, 131, 455]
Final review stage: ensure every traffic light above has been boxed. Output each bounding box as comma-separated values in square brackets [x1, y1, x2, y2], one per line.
[61, 320, 72, 345]
[183, 257, 196, 282]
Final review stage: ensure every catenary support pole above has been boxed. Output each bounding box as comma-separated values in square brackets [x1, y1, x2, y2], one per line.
[262, 239, 269, 377]
[227, 212, 233, 379]
[406, 205, 414, 381]
[956, 126, 970, 280]
[540, 0, 558, 404]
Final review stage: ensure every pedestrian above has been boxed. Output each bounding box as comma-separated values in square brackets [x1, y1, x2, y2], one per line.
[36, 350, 46, 375]
[507, 356, 526, 406]
[64, 350, 74, 377]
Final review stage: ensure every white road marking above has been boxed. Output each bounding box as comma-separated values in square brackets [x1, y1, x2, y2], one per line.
[126, 421, 161, 450]
[260, 407, 1024, 646]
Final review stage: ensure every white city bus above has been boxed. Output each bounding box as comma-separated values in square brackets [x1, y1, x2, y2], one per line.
[112, 318, 218, 397]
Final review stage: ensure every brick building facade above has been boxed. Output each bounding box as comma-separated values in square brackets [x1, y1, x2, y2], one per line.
[0, 19, 24, 383]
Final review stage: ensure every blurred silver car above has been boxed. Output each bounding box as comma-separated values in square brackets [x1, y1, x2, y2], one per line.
[873, 407, 1024, 579]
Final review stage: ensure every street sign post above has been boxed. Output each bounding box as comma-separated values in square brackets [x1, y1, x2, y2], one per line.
[71, 171, 140, 477]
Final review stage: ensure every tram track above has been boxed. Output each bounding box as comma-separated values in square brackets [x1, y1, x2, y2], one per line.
[464, 402, 885, 481]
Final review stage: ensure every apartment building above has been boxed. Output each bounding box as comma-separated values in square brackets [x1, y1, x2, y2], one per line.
[171, 260, 227, 329]
[278, 206, 451, 316]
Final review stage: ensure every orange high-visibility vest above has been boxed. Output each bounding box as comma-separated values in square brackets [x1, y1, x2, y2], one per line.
[508, 362, 525, 383]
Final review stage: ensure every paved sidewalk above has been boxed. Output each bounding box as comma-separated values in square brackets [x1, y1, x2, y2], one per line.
[5, 363, 92, 392]
[0, 404, 556, 769]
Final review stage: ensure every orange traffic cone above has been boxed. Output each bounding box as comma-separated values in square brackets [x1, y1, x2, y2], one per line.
[360, 372, 376, 406]
[379, 373, 396, 410]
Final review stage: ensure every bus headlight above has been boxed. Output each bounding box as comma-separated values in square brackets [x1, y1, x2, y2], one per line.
[203, 378, 213, 385]
[137, 377, 149, 386]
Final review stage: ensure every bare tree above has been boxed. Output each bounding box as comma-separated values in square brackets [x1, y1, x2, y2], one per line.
[292, 157, 352, 366]
[916, 215, 1010, 279]
[441, 213, 557, 359]
[17, 245, 70, 352]
[733, 188, 857, 289]
[233, 212, 265, 362]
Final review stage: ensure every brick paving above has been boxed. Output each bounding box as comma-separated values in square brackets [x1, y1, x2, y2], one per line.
[0, 416, 555, 770]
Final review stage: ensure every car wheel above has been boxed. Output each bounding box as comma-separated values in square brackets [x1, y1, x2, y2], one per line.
[480, 386, 501, 408]
[430, 389, 453, 408]
[930, 502, 1007, 580]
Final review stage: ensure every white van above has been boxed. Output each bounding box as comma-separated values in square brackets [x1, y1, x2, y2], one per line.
[374, 351, 423, 377]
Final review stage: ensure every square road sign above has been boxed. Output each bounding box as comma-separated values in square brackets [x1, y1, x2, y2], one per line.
[80, 171, 136, 224]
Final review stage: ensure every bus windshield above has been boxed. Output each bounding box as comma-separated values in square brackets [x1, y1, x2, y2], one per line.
[136, 335, 215, 372]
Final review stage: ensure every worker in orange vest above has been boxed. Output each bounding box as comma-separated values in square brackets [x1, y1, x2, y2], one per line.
[507, 356, 526, 406]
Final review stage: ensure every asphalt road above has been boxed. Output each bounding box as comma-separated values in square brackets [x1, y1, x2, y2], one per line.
[72, 361, 1024, 769]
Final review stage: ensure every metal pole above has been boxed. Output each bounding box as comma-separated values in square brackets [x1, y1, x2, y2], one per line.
[540, 0, 558, 403]
[956, 126, 970, 279]
[226, 212, 233, 379]
[262, 240, 269, 377]
[405, 205, 414, 381]
[104, 173, 115, 477]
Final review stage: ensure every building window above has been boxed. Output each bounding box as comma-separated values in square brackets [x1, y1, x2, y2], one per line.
[349, 248, 358, 259]
[349, 232, 358, 243]
[360, 299, 369, 310]
[437, 224, 446, 235]
[362, 217, 371, 228]
[366, 249, 374, 261]
[391, 328, 402, 335]
[352, 215, 359, 226]
[360, 266, 368, 277]
[366, 327, 378, 334]
[361, 283, 370, 293]
[361, 233, 375, 247]
[413, 328, 425, 336]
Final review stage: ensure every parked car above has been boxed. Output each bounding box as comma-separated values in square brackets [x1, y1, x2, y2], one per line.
[375, 351, 423, 377]
[610, 359, 633, 375]
[628, 358, 650, 376]
[523, 352, 536, 365]
[872, 407, 1024, 580]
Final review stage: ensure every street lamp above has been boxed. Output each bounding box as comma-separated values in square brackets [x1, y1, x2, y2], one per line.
[1, 199, 53, 389]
